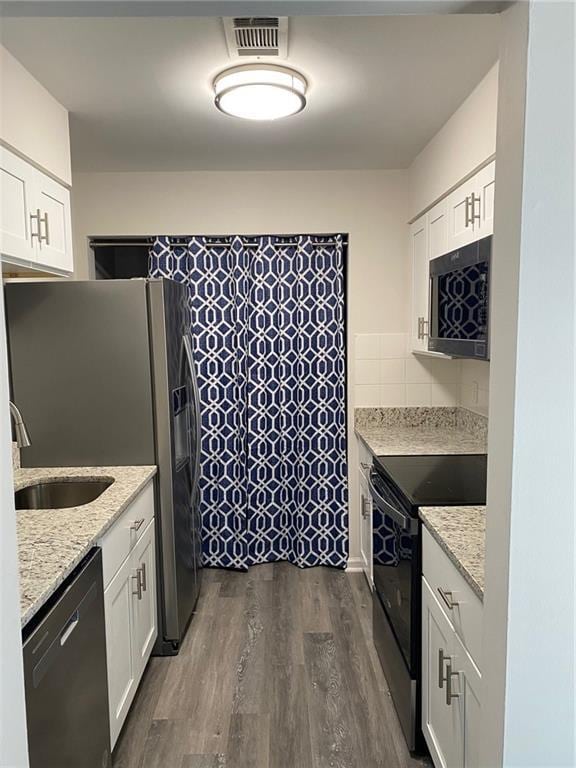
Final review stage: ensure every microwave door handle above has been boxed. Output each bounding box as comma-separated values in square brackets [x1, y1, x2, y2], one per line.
[368, 472, 416, 533]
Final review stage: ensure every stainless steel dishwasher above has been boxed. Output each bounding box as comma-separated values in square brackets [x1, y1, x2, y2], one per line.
[22, 547, 112, 768]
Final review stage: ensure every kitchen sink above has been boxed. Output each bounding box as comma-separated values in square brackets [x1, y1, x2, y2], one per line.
[15, 478, 114, 510]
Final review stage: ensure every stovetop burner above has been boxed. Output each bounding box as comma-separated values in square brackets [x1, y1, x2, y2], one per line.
[374, 453, 487, 507]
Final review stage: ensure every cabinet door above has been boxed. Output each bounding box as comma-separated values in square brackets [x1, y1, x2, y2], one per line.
[104, 554, 138, 749]
[0, 147, 38, 264]
[358, 470, 373, 589]
[410, 214, 429, 352]
[445, 176, 479, 253]
[35, 174, 73, 272]
[428, 198, 448, 260]
[451, 634, 482, 768]
[131, 519, 158, 680]
[473, 161, 495, 240]
[422, 577, 461, 768]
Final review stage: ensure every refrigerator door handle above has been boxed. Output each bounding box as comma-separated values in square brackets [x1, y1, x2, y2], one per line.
[182, 334, 202, 496]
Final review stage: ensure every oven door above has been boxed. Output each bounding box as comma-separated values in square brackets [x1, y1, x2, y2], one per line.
[370, 469, 418, 670]
[428, 235, 491, 360]
[370, 468, 421, 751]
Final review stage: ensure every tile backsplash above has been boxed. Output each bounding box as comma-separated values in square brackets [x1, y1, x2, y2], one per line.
[353, 333, 490, 415]
[354, 333, 461, 408]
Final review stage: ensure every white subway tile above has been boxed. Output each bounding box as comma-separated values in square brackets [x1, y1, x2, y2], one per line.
[355, 334, 381, 360]
[380, 333, 408, 359]
[379, 358, 405, 384]
[355, 384, 380, 407]
[406, 383, 432, 406]
[405, 357, 432, 384]
[379, 383, 406, 407]
[426, 358, 461, 383]
[355, 359, 380, 385]
[478, 387, 490, 412]
[431, 382, 459, 406]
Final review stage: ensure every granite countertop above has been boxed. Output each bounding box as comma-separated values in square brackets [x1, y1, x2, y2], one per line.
[419, 505, 486, 600]
[354, 406, 487, 456]
[15, 465, 157, 626]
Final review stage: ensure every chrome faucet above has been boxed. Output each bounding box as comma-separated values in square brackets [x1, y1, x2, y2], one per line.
[9, 401, 31, 448]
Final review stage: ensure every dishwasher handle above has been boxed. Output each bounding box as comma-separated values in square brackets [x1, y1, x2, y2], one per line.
[32, 580, 97, 689]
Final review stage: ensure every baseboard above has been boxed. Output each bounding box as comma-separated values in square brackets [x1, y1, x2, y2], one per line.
[346, 557, 364, 573]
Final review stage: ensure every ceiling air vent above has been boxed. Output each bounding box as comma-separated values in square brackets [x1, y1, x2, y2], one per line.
[223, 17, 288, 59]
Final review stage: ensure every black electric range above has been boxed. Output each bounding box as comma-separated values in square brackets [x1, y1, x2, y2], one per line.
[373, 453, 487, 508]
[369, 453, 487, 753]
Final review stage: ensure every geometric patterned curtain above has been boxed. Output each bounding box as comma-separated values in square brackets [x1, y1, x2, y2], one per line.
[149, 234, 348, 570]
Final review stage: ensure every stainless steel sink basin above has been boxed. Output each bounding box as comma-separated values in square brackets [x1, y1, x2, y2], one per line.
[15, 478, 114, 510]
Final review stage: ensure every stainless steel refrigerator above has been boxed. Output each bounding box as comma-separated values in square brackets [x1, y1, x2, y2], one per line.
[5, 278, 202, 655]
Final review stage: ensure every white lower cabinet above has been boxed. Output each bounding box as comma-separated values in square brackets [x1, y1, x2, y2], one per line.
[357, 437, 373, 588]
[422, 577, 461, 768]
[104, 551, 138, 747]
[422, 533, 483, 768]
[100, 483, 157, 749]
[131, 520, 157, 680]
[358, 469, 373, 588]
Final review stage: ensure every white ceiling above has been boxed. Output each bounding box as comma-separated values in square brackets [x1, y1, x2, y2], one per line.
[0, 14, 500, 172]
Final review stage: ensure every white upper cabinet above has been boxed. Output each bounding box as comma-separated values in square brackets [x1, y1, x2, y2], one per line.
[0, 148, 37, 264]
[35, 173, 73, 272]
[473, 161, 495, 239]
[0, 146, 73, 274]
[410, 214, 429, 353]
[428, 198, 448, 261]
[445, 161, 495, 253]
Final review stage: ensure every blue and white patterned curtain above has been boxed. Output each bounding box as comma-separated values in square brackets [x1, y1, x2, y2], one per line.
[149, 234, 348, 570]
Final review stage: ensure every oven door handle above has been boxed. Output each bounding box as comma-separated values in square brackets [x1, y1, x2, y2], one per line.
[369, 472, 417, 534]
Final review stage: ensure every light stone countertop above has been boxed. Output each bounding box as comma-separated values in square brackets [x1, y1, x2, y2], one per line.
[354, 407, 487, 457]
[15, 465, 157, 626]
[419, 506, 486, 600]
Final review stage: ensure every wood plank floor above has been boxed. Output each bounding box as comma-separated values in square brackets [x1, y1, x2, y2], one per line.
[113, 564, 431, 768]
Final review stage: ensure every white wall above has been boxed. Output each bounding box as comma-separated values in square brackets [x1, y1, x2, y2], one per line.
[481, 2, 575, 764]
[71, 168, 409, 565]
[0, 285, 28, 767]
[408, 63, 499, 222]
[0, 45, 71, 186]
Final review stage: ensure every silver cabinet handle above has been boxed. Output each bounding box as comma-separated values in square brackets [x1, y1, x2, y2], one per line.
[361, 496, 371, 520]
[438, 648, 448, 689]
[470, 193, 481, 227]
[139, 562, 147, 592]
[30, 209, 41, 243]
[417, 316, 429, 340]
[131, 518, 145, 532]
[132, 570, 142, 600]
[39, 212, 50, 245]
[464, 195, 471, 227]
[437, 587, 459, 610]
[445, 659, 460, 705]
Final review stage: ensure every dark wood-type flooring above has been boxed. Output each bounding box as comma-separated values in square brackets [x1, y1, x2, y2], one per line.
[112, 564, 430, 768]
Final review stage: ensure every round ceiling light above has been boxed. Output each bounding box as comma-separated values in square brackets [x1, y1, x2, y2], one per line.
[213, 64, 307, 121]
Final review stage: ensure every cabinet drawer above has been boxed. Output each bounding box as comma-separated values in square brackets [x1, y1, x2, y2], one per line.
[100, 481, 155, 588]
[357, 437, 373, 478]
[422, 526, 483, 669]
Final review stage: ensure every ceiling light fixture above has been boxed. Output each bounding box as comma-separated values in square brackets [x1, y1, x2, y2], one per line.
[213, 64, 307, 121]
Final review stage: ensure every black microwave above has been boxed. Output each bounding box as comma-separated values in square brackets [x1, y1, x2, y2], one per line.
[428, 236, 491, 360]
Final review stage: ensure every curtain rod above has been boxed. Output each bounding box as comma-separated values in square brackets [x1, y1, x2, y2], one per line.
[89, 235, 348, 250]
